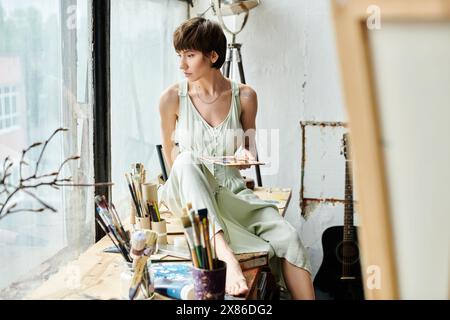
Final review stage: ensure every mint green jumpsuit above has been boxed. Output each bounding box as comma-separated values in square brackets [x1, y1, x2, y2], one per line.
[158, 79, 311, 287]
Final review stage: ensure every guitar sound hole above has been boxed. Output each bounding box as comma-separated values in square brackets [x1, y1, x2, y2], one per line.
[335, 241, 360, 265]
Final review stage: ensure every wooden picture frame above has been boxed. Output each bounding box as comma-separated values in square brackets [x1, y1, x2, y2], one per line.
[332, 0, 450, 299]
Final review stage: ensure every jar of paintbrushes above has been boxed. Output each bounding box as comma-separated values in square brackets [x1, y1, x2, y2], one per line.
[125, 164, 167, 245]
[123, 229, 158, 300]
[181, 203, 227, 300]
[126, 163, 150, 230]
[143, 182, 168, 245]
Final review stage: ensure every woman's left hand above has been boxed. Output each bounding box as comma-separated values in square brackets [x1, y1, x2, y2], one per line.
[236, 149, 255, 170]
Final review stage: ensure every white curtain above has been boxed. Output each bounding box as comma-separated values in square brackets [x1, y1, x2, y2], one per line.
[0, 0, 95, 298]
[111, 0, 187, 217]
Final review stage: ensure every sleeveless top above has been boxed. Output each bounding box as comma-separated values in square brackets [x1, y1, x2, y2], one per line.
[174, 79, 246, 192]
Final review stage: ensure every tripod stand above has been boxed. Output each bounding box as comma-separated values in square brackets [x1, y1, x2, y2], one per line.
[222, 42, 263, 187]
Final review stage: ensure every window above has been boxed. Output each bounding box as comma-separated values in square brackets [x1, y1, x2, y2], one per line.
[0, 0, 188, 299]
[110, 0, 187, 217]
[0, 85, 18, 131]
[0, 0, 94, 298]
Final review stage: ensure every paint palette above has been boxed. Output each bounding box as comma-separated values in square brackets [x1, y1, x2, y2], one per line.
[199, 155, 265, 167]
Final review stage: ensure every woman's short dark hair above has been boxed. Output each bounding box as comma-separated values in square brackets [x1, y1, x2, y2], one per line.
[173, 17, 227, 69]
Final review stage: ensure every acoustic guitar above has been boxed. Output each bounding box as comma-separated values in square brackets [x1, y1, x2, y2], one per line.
[313, 133, 365, 300]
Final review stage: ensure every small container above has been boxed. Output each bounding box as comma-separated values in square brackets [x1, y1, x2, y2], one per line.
[151, 219, 168, 245]
[142, 182, 158, 204]
[136, 216, 151, 230]
[120, 260, 155, 300]
[120, 262, 135, 300]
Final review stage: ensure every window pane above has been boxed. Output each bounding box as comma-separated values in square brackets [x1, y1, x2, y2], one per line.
[4, 96, 9, 114]
[110, 0, 186, 217]
[0, 0, 94, 298]
[11, 96, 16, 114]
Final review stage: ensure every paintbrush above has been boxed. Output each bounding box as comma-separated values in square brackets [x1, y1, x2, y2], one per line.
[95, 209, 131, 262]
[187, 205, 204, 268]
[131, 175, 145, 217]
[127, 171, 144, 218]
[147, 202, 157, 222]
[129, 255, 149, 300]
[196, 214, 208, 269]
[96, 196, 129, 245]
[131, 231, 147, 264]
[198, 208, 214, 270]
[131, 163, 147, 217]
[95, 196, 132, 258]
[153, 200, 161, 222]
[181, 214, 199, 268]
[128, 230, 158, 300]
[125, 173, 142, 218]
[212, 219, 216, 268]
[95, 214, 131, 262]
[96, 206, 122, 244]
[111, 203, 130, 243]
[103, 197, 129, 244]
[141, 230, 158, 297]
[143, 229, 158, 251]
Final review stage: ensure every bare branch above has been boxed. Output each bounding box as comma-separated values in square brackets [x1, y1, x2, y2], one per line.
[23, 142, 43, 154]
[6, 207, 46, 215]
[0, 202, 18, 220]
[35, 172, 58, 179]
[20, 142, 43, 180]
[56, 182, 114, 187]
[21, 189, 57, 212]
[54, 156, 80, 180]
[1, 157, 13, 184]
[0, 188, 20, 216]
[0, 128, 113, 219]
[34, 127, 68, 176]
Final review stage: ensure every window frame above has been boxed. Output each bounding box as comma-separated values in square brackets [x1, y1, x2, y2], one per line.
[92, 0, 111, 242]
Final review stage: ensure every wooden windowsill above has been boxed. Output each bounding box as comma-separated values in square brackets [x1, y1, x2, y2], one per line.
[27, 187, 291, 300]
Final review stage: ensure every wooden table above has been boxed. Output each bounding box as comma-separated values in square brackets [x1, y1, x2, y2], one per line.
[253, 187, 292, 217]
[27, 187, 291, 300]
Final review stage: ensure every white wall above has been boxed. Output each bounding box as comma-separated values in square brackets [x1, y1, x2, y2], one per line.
[190, 0, 349, 278]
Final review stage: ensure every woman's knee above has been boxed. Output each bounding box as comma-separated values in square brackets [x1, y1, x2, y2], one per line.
[171, 151, 202, 176]
[279, 223, 301, 244]
[263, 220, 302, 251]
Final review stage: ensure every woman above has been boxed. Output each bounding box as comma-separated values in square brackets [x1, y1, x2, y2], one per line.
[158, 17, 314, 299]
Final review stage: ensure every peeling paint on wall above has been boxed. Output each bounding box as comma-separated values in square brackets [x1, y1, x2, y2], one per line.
[299, 121, 348, 218]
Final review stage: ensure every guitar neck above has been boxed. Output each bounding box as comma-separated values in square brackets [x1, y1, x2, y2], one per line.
[344, 159, 354, 241]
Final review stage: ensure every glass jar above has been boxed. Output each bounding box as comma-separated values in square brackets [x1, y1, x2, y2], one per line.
[120, 260, 154, 300]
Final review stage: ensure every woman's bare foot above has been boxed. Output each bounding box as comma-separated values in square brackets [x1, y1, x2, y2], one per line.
[213, 231, 249, 296]
[223, 256, 248, 296]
